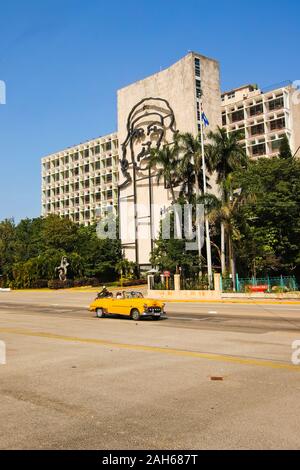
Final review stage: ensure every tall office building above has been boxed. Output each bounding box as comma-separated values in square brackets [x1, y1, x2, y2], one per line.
[41, 133, 119, 225]
[118, 52, 221, 269]
[221, 82, 300, 158]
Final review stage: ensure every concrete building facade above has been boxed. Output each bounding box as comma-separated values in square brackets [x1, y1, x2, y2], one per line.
[221, 82, 300, 159]
[41, 133, 119, 225]
[118, 52, 221, 268]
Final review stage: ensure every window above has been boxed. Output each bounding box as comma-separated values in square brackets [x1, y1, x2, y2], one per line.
[270, 117, 285, 131]
[249, 103, 263, 117]
[95, 193, 101, 202]
[250, 123, 265, 136]
[74, 167, 79, 176]
[252, 143, 266, 156]
[74, 152, 79, 161]
[231, 109, 244, 123]
[195, 58, 201, 77]
[74, 182, 79, 191]
[271, 138, 284, 151]
[106, 173, 112, 183]
[84, 149, 89, 158]
[84, 164, 89, 173]
[84, 195, 90, 203]
[75, 197, 79, 205]
[95, 161, 100, 170]
[84, 180, 90, 188]
[106, 158, 112, 167]
[196, 79, 202, 98]
[105, 141, 112, 152]
[222, 114, 227, 126]
[268, 96, 284, 111]
[107, 190, 113, 199]
[94, 145, 100, 154]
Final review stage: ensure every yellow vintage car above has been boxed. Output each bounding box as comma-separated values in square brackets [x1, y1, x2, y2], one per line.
[89, 291, 166, 321]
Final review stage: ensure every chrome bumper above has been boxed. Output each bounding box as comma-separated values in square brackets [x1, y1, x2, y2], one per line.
[142, 311, 168, 319]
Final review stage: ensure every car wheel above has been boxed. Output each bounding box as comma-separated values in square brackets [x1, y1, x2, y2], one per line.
[131, 308, 140, 321]
[96, 308, 105, 318]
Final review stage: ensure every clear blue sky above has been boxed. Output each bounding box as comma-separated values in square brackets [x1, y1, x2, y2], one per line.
[0, 0, 299, 221]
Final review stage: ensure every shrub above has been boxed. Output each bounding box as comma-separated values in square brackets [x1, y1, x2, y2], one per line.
[31, 279, 49, 289]
[48, 279, 74, 289]
[121, 279, 147, 287]
[73, 278, 100, 287]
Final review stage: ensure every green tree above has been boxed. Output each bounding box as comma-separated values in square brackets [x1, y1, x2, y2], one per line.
[206, 127, 248, 278]
[278, 135, 293, 160]
[233, 156, 300, 277]
[148, 144, 180, 203]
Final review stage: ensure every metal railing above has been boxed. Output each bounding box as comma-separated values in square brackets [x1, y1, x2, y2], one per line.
[221, 274, 298, 293]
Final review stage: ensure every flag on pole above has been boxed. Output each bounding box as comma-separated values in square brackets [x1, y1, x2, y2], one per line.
[201, 111, 209, 127]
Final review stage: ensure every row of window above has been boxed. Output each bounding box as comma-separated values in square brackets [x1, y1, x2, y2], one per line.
[44, 158, 115, 173]
[223, 96, 284, 124]
[43, 142, 116, 169]
[227, 117, 286, 138]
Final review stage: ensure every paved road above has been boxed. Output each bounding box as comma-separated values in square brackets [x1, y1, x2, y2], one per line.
[1, 301, 300, 334]
[1, 294, 300, 450]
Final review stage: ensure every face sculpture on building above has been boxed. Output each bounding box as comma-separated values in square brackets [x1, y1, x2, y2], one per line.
[120, 97, 177, 188]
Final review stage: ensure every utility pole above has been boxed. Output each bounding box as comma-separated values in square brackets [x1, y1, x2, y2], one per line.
[199, 100, 213, 289]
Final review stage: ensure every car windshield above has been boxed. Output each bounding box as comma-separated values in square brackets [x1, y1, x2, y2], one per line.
[124, 291, 144, 299]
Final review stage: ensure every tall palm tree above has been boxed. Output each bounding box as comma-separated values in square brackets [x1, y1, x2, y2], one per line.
[206, 127, 248, 279]
[148, 144, 180, 204]
[177, 132, 212, 199]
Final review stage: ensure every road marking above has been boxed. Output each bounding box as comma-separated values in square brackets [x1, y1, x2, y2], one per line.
[208, 311, 218, 314]
[169, 316, 212, 321]
[0, 327, 300, 372]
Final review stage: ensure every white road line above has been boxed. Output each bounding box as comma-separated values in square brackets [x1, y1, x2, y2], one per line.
[169, 316, 212, 321]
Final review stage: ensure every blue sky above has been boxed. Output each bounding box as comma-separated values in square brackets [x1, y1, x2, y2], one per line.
[0, 0, 299, 221]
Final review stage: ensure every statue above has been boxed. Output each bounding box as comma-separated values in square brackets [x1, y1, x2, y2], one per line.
[55, 256, 69, 282]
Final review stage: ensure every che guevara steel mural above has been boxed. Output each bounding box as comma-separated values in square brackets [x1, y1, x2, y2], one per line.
[120, 97, 177, 189]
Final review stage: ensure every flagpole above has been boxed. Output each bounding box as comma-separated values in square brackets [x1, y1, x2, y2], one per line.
[200, 101, 213, 289]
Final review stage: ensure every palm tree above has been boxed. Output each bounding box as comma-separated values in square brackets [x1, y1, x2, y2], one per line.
[206, 127, 248, 279]
[177, 132, 212, 199]
[148, 144, 180, 204]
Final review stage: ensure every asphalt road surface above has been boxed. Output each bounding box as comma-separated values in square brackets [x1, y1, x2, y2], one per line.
[0, 291, 300, 450]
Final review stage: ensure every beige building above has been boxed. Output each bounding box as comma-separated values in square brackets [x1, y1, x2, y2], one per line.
[118, 52, 221, 268]
[221, 82, 300, 158]
[41, 133, 119, 225]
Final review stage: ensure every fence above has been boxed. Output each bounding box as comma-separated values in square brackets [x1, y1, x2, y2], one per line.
[221, 274, 298, 293]
[151, 275, 174, 291]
